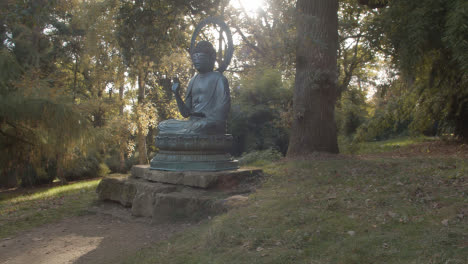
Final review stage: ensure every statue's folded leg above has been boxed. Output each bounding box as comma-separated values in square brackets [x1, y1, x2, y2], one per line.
[158, 117, 224, 135]
[158, 119, 191, 134]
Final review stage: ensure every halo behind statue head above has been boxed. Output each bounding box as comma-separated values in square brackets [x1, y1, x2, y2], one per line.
[190, 17, 233, 73]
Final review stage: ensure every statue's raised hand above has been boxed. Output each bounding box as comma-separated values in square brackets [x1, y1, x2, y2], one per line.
[172, 82, 180, 95]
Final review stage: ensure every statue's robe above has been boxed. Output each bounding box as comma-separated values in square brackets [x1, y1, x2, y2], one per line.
[158, 71, 230, 135]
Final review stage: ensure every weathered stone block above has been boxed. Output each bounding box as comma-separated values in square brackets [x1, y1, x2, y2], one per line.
[151, 189, 225, 224]
[96, 174, 137, 207]
[130, 181, 177, 217]
[96, 167, 263, 223]
[132, 165, 262, 189]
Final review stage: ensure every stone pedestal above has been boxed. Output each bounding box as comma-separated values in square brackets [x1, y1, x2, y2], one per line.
[150, 134, 239, 171]
[96, 166, 262, 223]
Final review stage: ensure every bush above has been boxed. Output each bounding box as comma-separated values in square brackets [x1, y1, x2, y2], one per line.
[125, 154, 138, 171]
[336, 88, 369, 138]
[63, 154, 101, 181]
[98, 163, 111, 177]
[229, 67, 292, 155]
[18, 164, 55, 187]
[105, 154, 125, 173]
[238, 148, 283, 166]
[0, 169, 17, 188]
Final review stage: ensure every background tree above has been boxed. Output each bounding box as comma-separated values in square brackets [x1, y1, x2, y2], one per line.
[361, 0, 468, 141]
[287, 0, 340, 156]
[226, 0, 296, 74]
[0, 0, 89, 185]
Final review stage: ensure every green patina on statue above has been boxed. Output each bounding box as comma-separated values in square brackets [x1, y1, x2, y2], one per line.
[158, 41, 230, 135]
[150, 17, 238, 171]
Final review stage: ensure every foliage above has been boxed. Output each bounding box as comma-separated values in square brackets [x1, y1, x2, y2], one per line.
[354, 84, 411, 142]
[338, 0, 380, 94]
[230, 67, 292, 155]
[367, 0, 468, 140]
[226, 0, 297, 73]
[62, 153, 109, 182]
[336, 88, 369, 137]
[238, 148, 283, 166]
[0, 0, 90, 186]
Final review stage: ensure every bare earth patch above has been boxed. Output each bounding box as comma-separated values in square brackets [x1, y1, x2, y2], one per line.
[0, 204, 191, 264]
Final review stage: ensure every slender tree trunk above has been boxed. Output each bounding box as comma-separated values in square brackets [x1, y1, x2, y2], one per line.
[119, 78, 124, 116]
[56, 153, 67, 185]
[73, 55, 78, 102]
[287, 0, 339, 156]
[118, 71, 126, 172]
[137, 72, 148, 164]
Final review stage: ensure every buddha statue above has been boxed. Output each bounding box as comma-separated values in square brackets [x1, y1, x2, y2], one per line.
[150, 40, 238, 171]
[158, 41, 230, 135]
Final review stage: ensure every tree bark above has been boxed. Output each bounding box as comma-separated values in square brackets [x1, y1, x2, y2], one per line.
[137, 71, 148, 164]
[287, 0, 339, 156]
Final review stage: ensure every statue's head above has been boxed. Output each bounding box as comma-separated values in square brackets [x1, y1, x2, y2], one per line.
[192, 41, 216, 73]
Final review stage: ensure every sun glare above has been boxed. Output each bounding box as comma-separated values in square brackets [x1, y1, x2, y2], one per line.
[232, 0, 265, 14]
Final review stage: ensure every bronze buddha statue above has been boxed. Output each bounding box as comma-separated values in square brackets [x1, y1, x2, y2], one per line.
[158, 41, 230, 135]
[151, 40, 238, 171]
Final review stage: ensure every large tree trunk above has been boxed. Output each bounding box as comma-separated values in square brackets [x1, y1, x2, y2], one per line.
[137, 72, 148, 164]
[287, 0, 339, 156]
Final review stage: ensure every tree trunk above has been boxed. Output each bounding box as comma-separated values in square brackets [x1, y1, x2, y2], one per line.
[119, 72, 126, 172]
[72, 55, 78, 102]
[287, 0, 339, 156]
[56, 153, 67, 185]
[137, 72, 148, 164]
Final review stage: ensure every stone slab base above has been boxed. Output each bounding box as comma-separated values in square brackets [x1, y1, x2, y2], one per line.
[132, 165, 262, 189]
[96, 168, 262, 223]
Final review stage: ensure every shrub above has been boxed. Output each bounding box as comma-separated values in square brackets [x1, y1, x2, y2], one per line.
[125, 154, 138, 171]
[63, 154, 100, 181]
[239, 148, 283, 166]
[98, 163, 111, 177]
[229, 67, 292, 155]
[0, 169, 17, 188]
[105, 153, 125, 173]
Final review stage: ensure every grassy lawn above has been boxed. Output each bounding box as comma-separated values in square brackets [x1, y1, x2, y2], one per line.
[339, 136, 438, 155]
[0, 179, 101, 238]
[125, 139, 467, 263]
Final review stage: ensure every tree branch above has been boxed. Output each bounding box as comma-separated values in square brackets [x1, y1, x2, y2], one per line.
[233, 25, 266, 56]
[358, 0, 388, 8]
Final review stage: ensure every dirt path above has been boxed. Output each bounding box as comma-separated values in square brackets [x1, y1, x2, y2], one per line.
[0, 204, 191, 264]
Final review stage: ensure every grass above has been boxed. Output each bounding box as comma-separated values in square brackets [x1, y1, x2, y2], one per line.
[125, 139, 467, 264]
[339, 136, 437, 154]
[0, 178, 101, 238]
